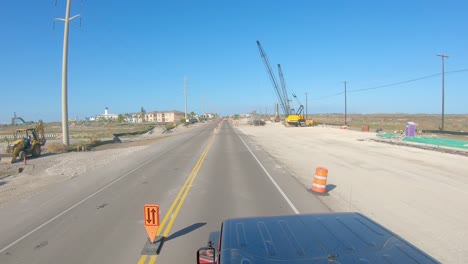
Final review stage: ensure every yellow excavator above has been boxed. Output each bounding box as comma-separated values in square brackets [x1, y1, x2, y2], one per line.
[0, 121, 46, 164]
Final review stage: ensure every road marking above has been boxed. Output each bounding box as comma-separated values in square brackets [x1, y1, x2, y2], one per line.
[137, 133, 217, 263]
[233, 125, 300, 214]
[137, 255, 148, 264]
[148, 255, 157, 264]
[0, 134, 196, 254]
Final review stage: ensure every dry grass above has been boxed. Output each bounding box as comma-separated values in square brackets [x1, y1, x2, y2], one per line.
[312, 114, 468, 132]
[0, 121, 161, 139]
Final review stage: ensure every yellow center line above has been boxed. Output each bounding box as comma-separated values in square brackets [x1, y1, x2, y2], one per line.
[137, 255, 148, 264]
[157, 135, 212, 236]
[137, 132, 217, 264]
[147, 255, 157, 264]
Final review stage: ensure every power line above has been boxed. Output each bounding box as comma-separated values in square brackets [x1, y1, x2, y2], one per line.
[311, 69, 468, 100]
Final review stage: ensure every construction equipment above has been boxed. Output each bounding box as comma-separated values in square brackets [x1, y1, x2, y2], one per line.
[11, 112, 32, 126]
[256, 41, 305, 126]
[0, 121, 47, 164]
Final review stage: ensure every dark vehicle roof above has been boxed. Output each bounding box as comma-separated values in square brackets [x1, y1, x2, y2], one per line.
[219, 213, 439, 264]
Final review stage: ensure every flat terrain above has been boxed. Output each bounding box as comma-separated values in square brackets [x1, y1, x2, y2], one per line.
[0, 121, 329, 264]
[1, 118, 466, 263]
[237, 121, 468, 263]
[314, 113, 468, 133]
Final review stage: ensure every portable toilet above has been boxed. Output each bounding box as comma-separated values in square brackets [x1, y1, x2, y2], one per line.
[405, 122, 416, 137]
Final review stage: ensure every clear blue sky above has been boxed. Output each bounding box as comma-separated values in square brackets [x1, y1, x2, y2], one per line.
[1, 0, 467, 123]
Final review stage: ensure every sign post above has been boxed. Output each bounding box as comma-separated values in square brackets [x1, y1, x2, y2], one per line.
[144, 204, 160, 243]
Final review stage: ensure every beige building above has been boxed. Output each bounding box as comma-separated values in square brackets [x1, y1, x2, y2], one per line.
[144, 110, 185, 123]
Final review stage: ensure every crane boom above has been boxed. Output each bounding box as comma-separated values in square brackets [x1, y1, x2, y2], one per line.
[292, 93, 304, 115]
[256, 41, 288, 116]
[277, 64, 292, 115]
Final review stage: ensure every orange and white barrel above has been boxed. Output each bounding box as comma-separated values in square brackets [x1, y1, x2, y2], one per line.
[312, 167, 328, 194]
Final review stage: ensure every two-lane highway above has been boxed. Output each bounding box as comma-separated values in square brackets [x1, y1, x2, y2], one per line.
[0, 120, 329, 264]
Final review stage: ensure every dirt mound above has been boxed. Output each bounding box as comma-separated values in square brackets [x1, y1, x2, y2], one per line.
[44, 143, 68, 153]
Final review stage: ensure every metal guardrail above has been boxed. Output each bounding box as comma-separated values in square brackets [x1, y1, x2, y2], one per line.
[0, 134, 60, 141]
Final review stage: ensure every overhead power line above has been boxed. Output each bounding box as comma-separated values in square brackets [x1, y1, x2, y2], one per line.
[312, 69, 468, 100]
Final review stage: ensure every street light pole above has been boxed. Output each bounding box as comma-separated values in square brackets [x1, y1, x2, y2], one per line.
[61, 0, 71, 145]
[437, 54, 449, 131]
[56, 0, 80, 146]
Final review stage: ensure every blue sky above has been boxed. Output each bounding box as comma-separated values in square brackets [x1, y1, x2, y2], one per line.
[1, 0, 467, 123]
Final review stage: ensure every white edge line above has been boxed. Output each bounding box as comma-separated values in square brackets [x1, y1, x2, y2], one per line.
[0, 134, 195, 254]
[232, 124, 300, 215]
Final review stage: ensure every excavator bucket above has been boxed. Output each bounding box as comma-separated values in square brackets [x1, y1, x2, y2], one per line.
[0, 153, 15, 164]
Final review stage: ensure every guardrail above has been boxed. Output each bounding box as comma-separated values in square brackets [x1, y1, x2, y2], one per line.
[0, 134, 60, 141]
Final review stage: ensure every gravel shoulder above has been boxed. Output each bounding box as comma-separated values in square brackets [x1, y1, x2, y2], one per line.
[236, 121, 468, 263]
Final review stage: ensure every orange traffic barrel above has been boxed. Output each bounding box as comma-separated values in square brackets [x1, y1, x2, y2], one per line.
[312, 167, 328, 194]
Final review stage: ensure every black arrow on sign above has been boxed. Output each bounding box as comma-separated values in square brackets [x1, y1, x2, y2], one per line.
[146, 208, 152, 224]
[151, 208, 156, 224]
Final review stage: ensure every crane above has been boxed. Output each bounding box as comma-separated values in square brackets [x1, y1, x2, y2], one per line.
[256, 41, 288, 117]
[277, 64, 291, 115]
[256, 40, 305, 126]
[291, 93, 304, 116]
[278, 64, 304, 116]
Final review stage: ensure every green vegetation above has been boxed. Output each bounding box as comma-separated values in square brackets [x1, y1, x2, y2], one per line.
[117, 114, 125, 123]
[140, 107, 146, 122]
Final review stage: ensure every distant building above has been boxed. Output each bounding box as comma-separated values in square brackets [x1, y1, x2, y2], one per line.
[203, 113, 217, 119]
[89, 107, 118, 121]
[125, 113, 140, 123]
[144, 110, 185, 123]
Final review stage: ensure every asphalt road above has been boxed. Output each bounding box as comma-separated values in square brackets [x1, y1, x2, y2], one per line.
[0, 120, 329, 264]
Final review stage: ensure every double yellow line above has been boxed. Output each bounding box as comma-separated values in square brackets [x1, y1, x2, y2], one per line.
[138, 132, 217, 264]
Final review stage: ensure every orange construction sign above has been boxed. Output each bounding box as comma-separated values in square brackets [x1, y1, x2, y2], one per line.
[144, 204, 160, 243]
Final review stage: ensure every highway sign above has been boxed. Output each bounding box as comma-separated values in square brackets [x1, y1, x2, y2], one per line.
[144, 204, 160, 243]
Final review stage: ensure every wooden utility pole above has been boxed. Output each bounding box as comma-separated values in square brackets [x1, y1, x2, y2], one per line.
[184, 76, 188, 121]
[437, 54, 449, 131]
[305, 92, 308, 121]
[344, 81, 347, 125]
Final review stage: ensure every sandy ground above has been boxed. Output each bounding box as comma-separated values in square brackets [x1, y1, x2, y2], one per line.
[0, 122, 204, 206]
[236, 121, 468, 263]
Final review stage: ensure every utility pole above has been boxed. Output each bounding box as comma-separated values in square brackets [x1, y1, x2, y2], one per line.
[184, 76, 188, 121]
[275, 103, 279, 122]
[344, 81, 347, 125]
[202, 96, 204, 119]
[305, 92, 308, 121]
[437, 54, 449, 131]
[55, 0, 80, 146]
